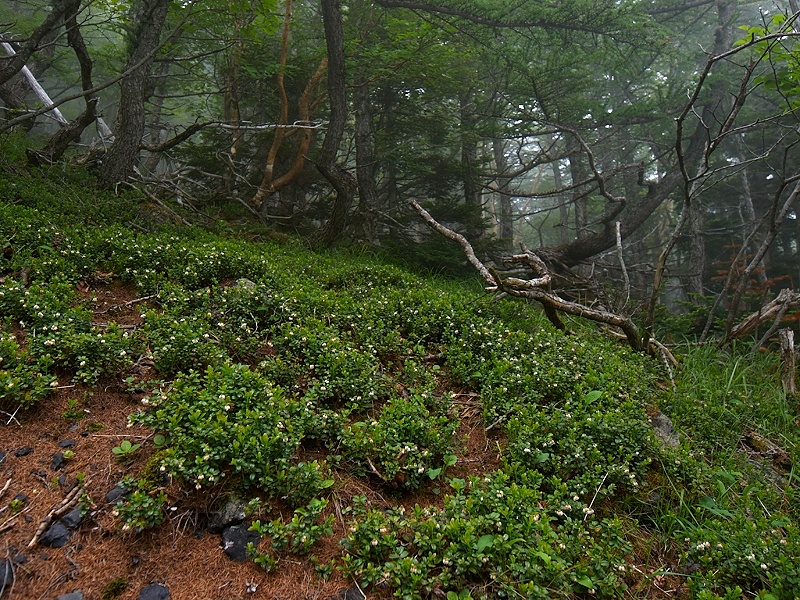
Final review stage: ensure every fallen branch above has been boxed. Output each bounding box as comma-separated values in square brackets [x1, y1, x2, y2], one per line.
[0, 478, 10, 501]
[410, 201, 644, 351]
[27, 481, 86, 548]
[727, 288, 800, 342]
[94, 294, 157, 315]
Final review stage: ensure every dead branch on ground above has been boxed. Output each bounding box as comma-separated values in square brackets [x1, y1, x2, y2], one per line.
[727, 288, 800, 342]
[410, 200, 645, 351]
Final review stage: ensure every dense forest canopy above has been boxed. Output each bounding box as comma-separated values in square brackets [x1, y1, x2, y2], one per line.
[1, 0, 799, 340]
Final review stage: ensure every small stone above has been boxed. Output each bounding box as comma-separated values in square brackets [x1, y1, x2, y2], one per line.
[138, 583, 170, 600]
[207, 497, 247, 533]
[330, 586, 366, 600]
[651, 411, 680, 448]
[55, 592, 84, 600]
[221, 525, 260, 562]
[14, 446, 33, 457]
[39, 522, 71, 548]
[59, 439, 76, 449]
[60, 508, 84, 530]
[0, 559, 13, 597]
[105, 486, 127, 504]
[51, 452, 65, 471]
[13, 493, 27, 504]
[0, 450, 6, 465]
[58, 475, 68, 487]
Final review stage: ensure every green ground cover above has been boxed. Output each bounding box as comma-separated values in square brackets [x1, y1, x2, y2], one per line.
[1, 163, 798, 598]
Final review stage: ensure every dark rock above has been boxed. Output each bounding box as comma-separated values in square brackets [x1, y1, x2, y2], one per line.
[207, 497, 247, 533]
[0, 450, 6, 465]
[51, 452, 65, 470]
[58, 475, 68, 487]
[11, 553, 26, 565]
[39, 522, 71, 548]
[221, 525, 260, 562]
[651, 411, 680, 448]
[330, 586, 366, 600]
[55, 592, 84, 600]
[14, 446, 33, 457]
[138, 583, 170, 600]
[59, 439, 76, 449]
[60, 508, 84, 530]
[80, 431, 89, 437]
[39, 553, 50, 561]
[0, 559, 13, 597]
[105, 486, 127, 504]
[13, 493, 27, 504]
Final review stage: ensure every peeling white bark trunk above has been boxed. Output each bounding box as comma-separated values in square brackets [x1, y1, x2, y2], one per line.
[1, 41, 67, 125]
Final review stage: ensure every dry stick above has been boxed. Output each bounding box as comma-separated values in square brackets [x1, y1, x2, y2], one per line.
[750, 301, 793, 358]
[2, 406, 21, 426]
[94, 294, 157, 315]
[0, 501, 35, 535]
[585, 472, 609, 522]
[0, 478, 10, 501]
[27, 482, 86, 548]
[130, 184, 191, 226]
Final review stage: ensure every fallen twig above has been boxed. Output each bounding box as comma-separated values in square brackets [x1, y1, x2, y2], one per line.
[94, 294, 157, 315]
[0, 478, 10, 500]
[27, 482, 86, 548]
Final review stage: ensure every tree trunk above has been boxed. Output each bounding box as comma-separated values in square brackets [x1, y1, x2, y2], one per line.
[492, 138, 513, 248]
[309, 0, 356, 248]
[0, 0, 72, 86]
[686, 204, 705, 297]
[98, 0, 169, 188]
[569, 147, 588, 240]
[38, 0, 97, 163]
[460, 89, 483, 240]
[354, 77, 381, 244]
[142, 60, 170, 174]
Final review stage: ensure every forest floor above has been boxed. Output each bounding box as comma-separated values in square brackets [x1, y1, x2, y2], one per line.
[1, 282, 510, 600]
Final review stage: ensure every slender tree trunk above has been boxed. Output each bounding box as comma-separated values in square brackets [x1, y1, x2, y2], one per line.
[550, 142, 569, 245]
[492, 137, 513, 247]
[38, 0, 97, 163]
[309, 0, 356, 248]
[222, 16, 243, 196]
[0, 0, 72, 86]
[142, 60, 170, 174]
[354, 78, 380, 244]
[460, 89, 483, 240]
[98, 0, 169, 188]
[686, 205, 705, 297]
[569, 147, 588, 240]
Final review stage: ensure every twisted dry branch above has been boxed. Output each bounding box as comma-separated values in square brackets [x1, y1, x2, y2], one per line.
[409, 201, 644, 351]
